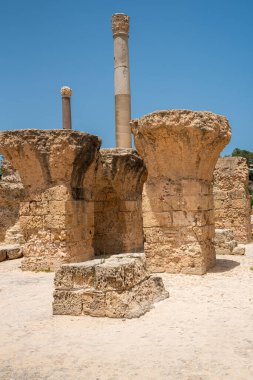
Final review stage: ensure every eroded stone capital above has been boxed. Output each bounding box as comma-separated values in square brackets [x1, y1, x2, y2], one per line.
[112, 13, 130, 37]
[95, 148, 147, 197]
[0, 130, 101, 196]
[131, 110, 231, 181]
[61, 86, 72, 98]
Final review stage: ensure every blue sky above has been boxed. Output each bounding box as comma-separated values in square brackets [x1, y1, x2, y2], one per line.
[0, 0, 252, 154]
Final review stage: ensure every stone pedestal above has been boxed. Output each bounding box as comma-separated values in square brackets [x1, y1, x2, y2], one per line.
[53, 253, 169, 318]
[93, 148, 147, 255]
[0, 130, 101, 271]
[214, 157, 251, 243]
[112, 14, 132, 148]
[131, 110, 231, 274]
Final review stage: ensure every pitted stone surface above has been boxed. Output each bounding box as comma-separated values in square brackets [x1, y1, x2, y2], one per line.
[53, 253, 169, 318]
[131, 110, 231, 274]
[0, 244, 23, 261]
[112, 13, 130, 36]
[214, 157, 251, 243]
[93, 148, 147, 256]
[214, 229, 245, 255]
[0, 161, 24, 243]
[0, 130, 101, 271]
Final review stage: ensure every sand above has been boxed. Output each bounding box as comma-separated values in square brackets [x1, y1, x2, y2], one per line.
[1, 245, 253, 380]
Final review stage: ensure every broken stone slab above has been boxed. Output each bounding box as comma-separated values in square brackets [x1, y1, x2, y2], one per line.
[231, 244, 245, 256]
[54, 252, 147, 291]
[0, 244, 23, 260]
[214, 229, 245, 255]
[53, 253, 169, 318]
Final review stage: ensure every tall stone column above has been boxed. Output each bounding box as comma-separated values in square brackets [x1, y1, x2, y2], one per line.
[112, 13, 132, 148]
[61, 86, 72, 130]
[131, 110, 231, 275]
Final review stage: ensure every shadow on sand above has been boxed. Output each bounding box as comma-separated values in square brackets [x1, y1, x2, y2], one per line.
[208, 258, 240, 273]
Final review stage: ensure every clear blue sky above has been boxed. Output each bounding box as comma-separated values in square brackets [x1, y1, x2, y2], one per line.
[0, 0, 252, 155]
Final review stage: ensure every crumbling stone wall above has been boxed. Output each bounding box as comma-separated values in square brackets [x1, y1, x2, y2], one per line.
[213, 157, 251, 243]
[93, 149, 147, 255]
[0, 130, 101, 271]
[0, 160, 24, 242]
[132, 110, 231, 274]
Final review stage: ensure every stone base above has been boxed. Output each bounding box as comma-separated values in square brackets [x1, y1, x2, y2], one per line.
[214, 229, 245, 255]
[0, 244, 23, 262]
[53, 253, 169, 318]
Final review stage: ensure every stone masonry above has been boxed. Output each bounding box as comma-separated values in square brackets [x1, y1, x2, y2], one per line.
[213, 157, 251, 243]
[0, 160, 24, 243]
[0, 130, 101, 271]
[93, 148, 147, 256]
[53, 253, 169, 318]
[131, 110, 231, 274]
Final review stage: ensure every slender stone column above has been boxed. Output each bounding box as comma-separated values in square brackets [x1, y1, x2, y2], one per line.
[61, 86, 72, 130]
[131, 110, 231, 275]
[112, 13, 132, 148]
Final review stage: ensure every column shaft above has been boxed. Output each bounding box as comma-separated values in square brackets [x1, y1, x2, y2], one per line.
[62, 97, 72, 130]
[112, 14, 132, 148]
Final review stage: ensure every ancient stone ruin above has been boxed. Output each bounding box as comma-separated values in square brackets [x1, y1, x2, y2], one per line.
[213, 157, 251, 243]
[0, 130, 101, 271]
[1, 12, 250, 320]
[93, 148, 146, 256]
[0, 130, 148, 272]
[131, 110, 231, 275]
[53, 253, 168, 318]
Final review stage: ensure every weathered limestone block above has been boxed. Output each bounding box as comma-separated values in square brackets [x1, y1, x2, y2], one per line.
[214, 228, 245, 255]
[232, 245, 246, 255]
[0, 161, 24, 242]
[53, 253, 169, 318]
[0, 130, 101, 271]
[93, 149, 147, 256]
[213, 157, 251, 243]
[0, 244, 23, 260]
[131, 110, 231, 274]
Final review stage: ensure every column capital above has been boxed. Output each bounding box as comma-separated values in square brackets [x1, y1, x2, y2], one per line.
[60, 86, 72, 98]
[112, 13, 130, 37]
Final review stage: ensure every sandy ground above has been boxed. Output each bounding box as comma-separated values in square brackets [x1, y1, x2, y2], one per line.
[1, 246, 253, 380]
